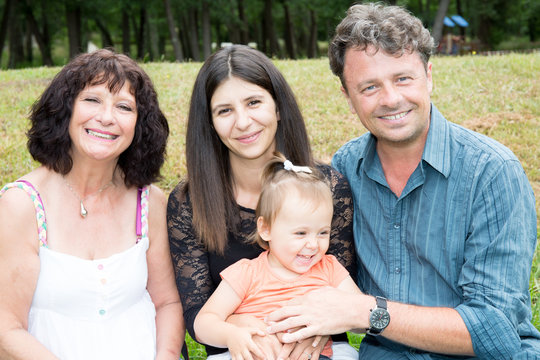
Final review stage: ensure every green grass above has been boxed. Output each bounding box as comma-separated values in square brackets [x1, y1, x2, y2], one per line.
[1, 53, 539, 359]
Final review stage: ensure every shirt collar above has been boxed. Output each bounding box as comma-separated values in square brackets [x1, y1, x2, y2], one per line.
[357, 104, 451, 179]
[423, 104, 451, 178]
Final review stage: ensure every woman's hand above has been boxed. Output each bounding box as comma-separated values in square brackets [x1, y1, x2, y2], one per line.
[275, 330, 327, 360]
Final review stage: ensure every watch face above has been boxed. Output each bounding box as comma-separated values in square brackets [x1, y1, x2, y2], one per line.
[370, 308, 390, 329]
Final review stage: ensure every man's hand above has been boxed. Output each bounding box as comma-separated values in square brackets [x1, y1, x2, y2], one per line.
[275, 330, 327, 360]
[266, 287, 368, 343]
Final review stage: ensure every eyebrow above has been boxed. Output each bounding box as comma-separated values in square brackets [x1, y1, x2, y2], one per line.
[353, 70, 416, 91]
[211, 94, 264, 114]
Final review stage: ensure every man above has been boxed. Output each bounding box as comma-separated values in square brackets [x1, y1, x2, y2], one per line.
[267, 3, 539, 359]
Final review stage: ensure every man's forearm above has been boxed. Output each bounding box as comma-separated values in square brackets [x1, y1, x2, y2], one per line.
[268, 288, 475, 356]
[382, 300, 474, 356]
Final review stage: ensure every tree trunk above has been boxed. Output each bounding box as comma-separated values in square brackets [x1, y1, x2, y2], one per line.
[201, 0, 211, 59]
[263, 0, 279, 57]
[146, 9, 159, 60]
[122, 9, 130, 55]
[456, 0, 465, 37]
[180, 16, 191, 59]
[163, 0, 183, 61]
[40, 0, 51, 62]
[95, 18, 114, 48]
[432, 0, 451, 45]
[24, 0, 53, 66]
[213, 20, 222, 49]
[137, 7, 146, 59]
[307, 9, 318, 58]
[186, 8, 200, 61]
[0, 0, 15, 66]
[424, 0, 432, 25]
[237, 0, 248, 44]
[8, 1, 24, 68]
[25, 19, 32, 63]
[282, 0, 296, 59]
[477, 13, 492, 49]
[65, 3, 82, 58]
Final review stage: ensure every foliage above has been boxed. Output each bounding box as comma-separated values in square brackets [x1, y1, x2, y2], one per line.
[1, 0, 540, 69]
[0, 54, 538, 358]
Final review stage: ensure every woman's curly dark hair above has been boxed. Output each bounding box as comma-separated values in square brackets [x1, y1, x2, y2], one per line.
[27, 48, 169, 188]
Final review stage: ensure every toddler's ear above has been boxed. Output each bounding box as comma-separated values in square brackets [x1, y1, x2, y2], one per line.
[257, 217, 271, 242]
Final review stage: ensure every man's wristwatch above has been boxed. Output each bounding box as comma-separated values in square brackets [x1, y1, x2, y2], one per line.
[367, 296, 390, 336]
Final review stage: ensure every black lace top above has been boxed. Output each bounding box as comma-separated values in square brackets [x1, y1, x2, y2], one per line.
[167, 164, 356, 355]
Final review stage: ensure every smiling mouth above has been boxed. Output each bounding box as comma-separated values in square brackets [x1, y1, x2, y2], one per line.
[379, 110, 411, 120]
[296, 254, 315, 263]
[86, 129, 118, 140]
[237, 130, 261, 142]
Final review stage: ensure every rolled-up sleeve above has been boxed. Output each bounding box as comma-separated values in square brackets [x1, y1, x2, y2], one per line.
[455, 159, 537, 359]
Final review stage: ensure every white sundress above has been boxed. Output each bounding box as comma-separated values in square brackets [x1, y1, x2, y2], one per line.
[0, 181, 157, 360]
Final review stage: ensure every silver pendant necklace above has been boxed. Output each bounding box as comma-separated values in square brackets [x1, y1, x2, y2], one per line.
[63, 177, 114, 218]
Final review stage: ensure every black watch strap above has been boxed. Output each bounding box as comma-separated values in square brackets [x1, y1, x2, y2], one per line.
[367, 296, 390, 336]
[376, 296, 387, 309]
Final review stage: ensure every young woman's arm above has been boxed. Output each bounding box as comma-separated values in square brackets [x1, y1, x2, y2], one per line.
[147, 185, 184, 360]
[195, 281, 265, 360]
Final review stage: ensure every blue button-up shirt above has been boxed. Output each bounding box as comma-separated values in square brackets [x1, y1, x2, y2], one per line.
[332, 105, 539, 359]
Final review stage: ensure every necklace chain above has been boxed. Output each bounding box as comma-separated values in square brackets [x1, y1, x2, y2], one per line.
[63, 177, 114, 218]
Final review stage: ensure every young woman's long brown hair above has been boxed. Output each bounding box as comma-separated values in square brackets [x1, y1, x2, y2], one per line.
[184, 45, 313, 254]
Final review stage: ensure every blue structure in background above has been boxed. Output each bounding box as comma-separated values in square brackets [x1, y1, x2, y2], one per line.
[444, 14, 469, 27]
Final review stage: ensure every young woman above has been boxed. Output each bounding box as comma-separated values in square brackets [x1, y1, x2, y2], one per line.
[194, 153, 360, 360]
[0, 49, 184, 360]
[167, 45, 356, 360]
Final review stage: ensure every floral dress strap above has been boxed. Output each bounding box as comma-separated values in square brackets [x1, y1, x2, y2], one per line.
[0, 180, 48, 247]
[136, 186, 149, 243]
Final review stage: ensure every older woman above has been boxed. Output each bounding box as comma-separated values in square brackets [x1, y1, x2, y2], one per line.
[0, 49, 183, 360]
[167, 45, 357, 360]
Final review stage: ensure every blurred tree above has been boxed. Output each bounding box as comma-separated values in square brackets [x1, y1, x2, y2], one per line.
[1, 0, 539, 68]
[237, 0, 249, 44]
[122, 7, 130, 55]
[8, 0, 24, 68]
[280, 0, 296, 59]
[431, 0, 450, 45]
[261, 0, 281, 57]
[65, 1, 82, 58]
[164, 0, 183, 61]
[0, 0, 15, 66]
[527, 0, 540, 41]
[23, 0, 53, 66]
[201, 0, 211, 59]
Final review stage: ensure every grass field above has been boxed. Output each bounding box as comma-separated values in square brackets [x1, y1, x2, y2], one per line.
[0, 53, 538, 358]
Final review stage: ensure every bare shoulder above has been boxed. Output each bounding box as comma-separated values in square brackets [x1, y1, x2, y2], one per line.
[0, 182, 38, 223]
[0, 180, 41, 253]
[146, 184, 167, 245]
[147, 184, 167, 211]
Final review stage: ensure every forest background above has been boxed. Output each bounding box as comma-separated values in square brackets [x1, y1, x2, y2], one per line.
[1, 0, 540, 68]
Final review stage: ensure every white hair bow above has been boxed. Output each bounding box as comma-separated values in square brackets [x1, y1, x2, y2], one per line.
[283, 160, 312, 174]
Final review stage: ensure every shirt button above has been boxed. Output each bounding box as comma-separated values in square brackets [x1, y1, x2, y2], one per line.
[97, 264, 104, 270]
[395, 267, 401, 274]
[394, 224, 400, 229]
[99, 309, 106, 316]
